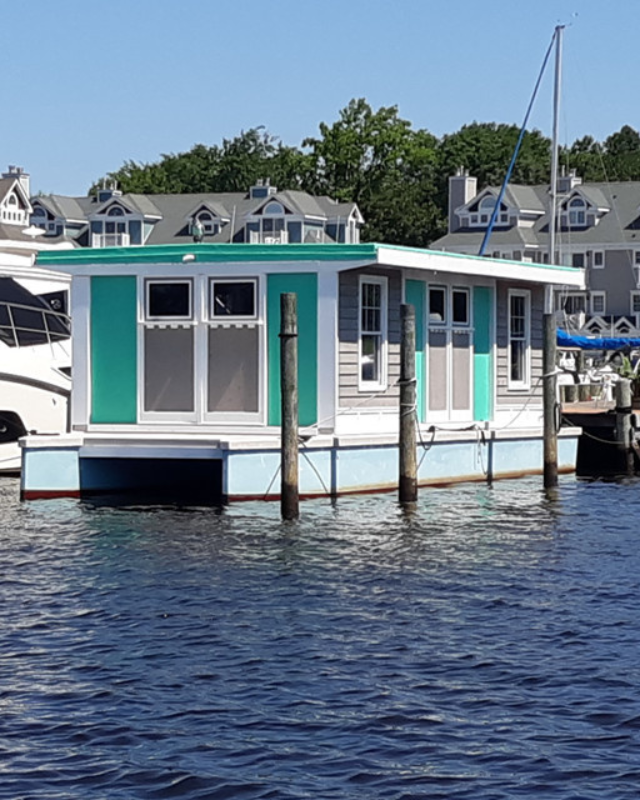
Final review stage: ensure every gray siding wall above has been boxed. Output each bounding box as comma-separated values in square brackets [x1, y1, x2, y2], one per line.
[338, 268, 401, 408]
[588, 250, 636, 315]
[496, 282, 544, 405]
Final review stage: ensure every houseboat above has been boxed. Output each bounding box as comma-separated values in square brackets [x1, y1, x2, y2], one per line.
[20, 243, 584, 501]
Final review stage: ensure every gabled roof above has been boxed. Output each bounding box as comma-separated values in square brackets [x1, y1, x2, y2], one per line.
[434, 179, 640, 251]
[32, 187, 362, 246]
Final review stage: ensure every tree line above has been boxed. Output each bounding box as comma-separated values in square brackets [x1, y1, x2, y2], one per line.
[94, 98, 640, 247]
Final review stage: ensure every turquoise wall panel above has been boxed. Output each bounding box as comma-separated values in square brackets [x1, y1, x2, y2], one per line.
[267, 273, 318, 426]
[473, 286, 493, 421]
[405, 279, 426, 423]
[91, 276, 137, 424]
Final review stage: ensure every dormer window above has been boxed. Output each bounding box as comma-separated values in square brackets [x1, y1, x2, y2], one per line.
[195, 211, 219, 235]
[250, 200, 289, 243]
[568, 197, 586, 227]
[107, 206, 125, 217]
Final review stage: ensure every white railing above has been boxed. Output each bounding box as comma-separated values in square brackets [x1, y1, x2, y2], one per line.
[559, 314, 640, 338]
[91, 232, 131, 248]
[249, 231, 289, 244]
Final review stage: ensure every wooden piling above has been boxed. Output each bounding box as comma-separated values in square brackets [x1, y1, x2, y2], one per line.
[615, 378, 634, 475]
[280, 293, 299, 519]
[399, 304, 418, 503]
[543, 313, 558, 488]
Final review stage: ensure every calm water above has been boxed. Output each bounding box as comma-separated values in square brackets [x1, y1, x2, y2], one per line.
[1, 475, 640, 799]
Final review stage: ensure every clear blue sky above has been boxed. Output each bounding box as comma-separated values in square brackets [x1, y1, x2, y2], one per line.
[2, 0, 637, 196]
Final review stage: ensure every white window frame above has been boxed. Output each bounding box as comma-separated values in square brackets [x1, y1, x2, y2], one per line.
[508, 289, 530, 390]
[138, 275, 266, 426]
[568, 197, 586, 227]
[210, 278, 258, 321]
[592, 250, 604, 269]
[145, 278, 193, 322]
[590, 291, 606, 316]
[631, 291, 640, 316]
[358, 275, 388, 391]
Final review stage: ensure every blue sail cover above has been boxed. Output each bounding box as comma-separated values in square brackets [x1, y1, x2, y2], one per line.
[557, 329, 640, 350]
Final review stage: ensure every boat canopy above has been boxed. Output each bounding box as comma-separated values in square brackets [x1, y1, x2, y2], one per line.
[557, 329, 640, 351]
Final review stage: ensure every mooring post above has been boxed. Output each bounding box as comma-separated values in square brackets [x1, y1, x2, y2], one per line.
[280, 293, 299, 519]
[615, 377, 634, 475]
[543, 312, 558, 488]
[399, 303, 418, 503]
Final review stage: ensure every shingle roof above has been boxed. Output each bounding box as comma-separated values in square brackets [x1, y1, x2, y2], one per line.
[32, 187, 359, 246]
[434, 180, 640, 252]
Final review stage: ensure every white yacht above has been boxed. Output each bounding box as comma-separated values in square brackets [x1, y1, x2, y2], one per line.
[0, 166, 73, 473]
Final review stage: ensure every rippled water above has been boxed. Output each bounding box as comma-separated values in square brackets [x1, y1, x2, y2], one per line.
[1, 475, 640, 799]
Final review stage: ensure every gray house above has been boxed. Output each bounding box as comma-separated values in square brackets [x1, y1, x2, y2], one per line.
[432, 168, 640, 335]
[30, 180, 364, 249]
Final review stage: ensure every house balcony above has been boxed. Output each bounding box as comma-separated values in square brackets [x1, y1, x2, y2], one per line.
[92, 232, 131, 248]
[249, 231, 289, 245]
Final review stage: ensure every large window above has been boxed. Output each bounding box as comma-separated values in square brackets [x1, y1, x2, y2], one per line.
[359, 276, 387, 389]
[143, 280, 195, 414]
[140, 277, 263, 421]
[508, 291, 530, 388]
[207, 279, 259, 415]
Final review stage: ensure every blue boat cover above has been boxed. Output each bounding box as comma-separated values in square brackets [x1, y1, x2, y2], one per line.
[557, 329, 640, 351]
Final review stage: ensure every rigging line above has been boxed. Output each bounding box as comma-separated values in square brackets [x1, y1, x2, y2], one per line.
[479, 29, 557, 257]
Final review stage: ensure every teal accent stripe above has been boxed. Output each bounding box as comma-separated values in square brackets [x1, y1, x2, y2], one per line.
[37, 243, 378, 267]
[473, 286, 493, 422]
[405, 279, 426, 423]
[267, 274, 318, 427]
[90, 276, 137, 423]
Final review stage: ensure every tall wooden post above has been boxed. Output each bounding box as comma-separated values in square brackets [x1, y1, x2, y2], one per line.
[543, 312, 558, 488]
[280, 293, 299, 519]
[615, 378, 634, 475]
[399, 304, 418, 503]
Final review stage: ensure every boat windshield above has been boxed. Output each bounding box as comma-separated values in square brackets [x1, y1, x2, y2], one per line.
[0, 278, 70, 348]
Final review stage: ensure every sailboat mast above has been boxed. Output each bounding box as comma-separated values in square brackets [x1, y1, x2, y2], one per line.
[548, 24, 564, 267]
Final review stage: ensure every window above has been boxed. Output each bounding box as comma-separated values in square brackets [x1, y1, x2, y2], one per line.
[146, 280, 192, 320]
[143, 280, 195, 415]
[107, 206, 125, 217]
[429, 287, 446, 323]
[195, 211, 220, 235]
[452, 288, 469, 326]
[631, 292, 640, 315]
[572, 253, 585, 268]
[211, 280, 256, 319]
[635, 251, 640, 267]
[590, 292, 606, 315]
[568, 197, 586, 227]
[508, 291, 530, 388]
[359, 277, 387, 388]
[592, 251, 604, 268]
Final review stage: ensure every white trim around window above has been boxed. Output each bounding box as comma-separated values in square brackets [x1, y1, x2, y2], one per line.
[631, 291, 640, 316]
[590, 291, 606, 316]
[508, 289, 530, 390]
[358, 275, 388, 391]
[592, 250, 604, 269]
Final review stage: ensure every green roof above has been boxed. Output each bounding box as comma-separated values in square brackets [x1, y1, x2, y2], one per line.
[36, 243, 379, 266]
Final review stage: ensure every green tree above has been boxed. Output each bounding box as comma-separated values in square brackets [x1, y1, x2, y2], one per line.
[303, 99, 443, 244]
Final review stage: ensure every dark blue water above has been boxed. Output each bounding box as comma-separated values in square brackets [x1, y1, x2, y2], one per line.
[1, 475, 640, 799]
